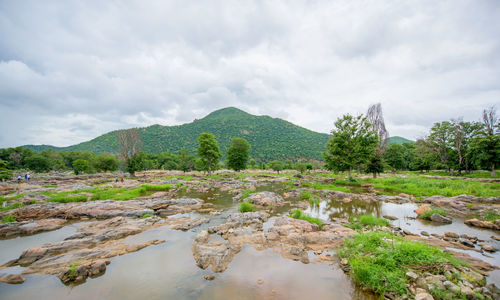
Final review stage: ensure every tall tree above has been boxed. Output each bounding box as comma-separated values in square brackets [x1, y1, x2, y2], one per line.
[178, 149, 196, 172]
[428, 121, 453, 173]
[323, 114, 378, 177]
[226, 138, 251, 171]
[197, 133, 222, 174]
[471, 107, 499, 176]
[116, 128, 142, 160]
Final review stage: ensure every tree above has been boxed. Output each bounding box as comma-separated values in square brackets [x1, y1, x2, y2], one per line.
[450, 119, 482, 174]
[249, 159, 257, 169]
[296, 163, 306, 174]
[73, 159, 94, 175]
[197, 133, 222, 174]
[470, 107, 499, 176]
[323, 114, 378, 177]
[0, 160, 12, 180]
[366, 155, 384, 178]
[226, 138, 251, 171]
[268, 160, 285, 174]
[384, 143, 406, 171]
[24, 154, 51, 173]
[95, 153, 119, 172]
[428, 121, 454, 173]
[126, 152, 147, 176]
[116, 128, 142, 160]
[178, 149, 196, 172]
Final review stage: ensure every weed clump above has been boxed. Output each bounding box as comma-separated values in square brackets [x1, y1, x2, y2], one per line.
[240, 189, 255, 200]
[289, 208, 323, 228]
[346, 214, 389, 230]
[141, 213, 154, 219]
[484, 210, 500, 222]
[300, 191, 312, 200]
[339, 231, 465, 297]
[1, 214, 16, 223]
[238, 201, 256, 213]
[419, 207, 447, 220]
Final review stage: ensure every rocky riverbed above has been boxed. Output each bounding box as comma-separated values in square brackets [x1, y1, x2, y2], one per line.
[0, 170, 499, 299]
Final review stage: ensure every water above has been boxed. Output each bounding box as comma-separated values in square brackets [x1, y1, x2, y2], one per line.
[1, 184, 498, 299]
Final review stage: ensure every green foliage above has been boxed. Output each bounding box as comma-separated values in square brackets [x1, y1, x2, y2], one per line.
[141, 213, 154, 219]
[1, 214, 17, 223]
[388, 136, 414, 144]
[419, 207, 447, 220]
[268, 160, 285, 173]
[339, 232, 465, 297]
[346, 215, 389, 230]
[484, 210, 500, 222]
[300, 191, 312, 200]
[238, 201, 256, 213]
[0, 201, 24, 212]
[49, 194, 88, 203]
[197, 133, 222, 174]
[323, 114, 378, 175]
[24, 154, 51, 172]
[309, 196, 320, 206]
[94, 153, 119, 172]
[289, 208, 323, 228]
[226, 138, 251, 171]
[126, 152, 148, 176]
[366, 155, 384, 178]
[72, 159, 94, 175]
[68, 262, 80, 276]
[240, 189, 254, 200]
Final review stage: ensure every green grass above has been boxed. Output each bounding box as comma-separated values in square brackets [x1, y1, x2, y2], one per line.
[346, 215, 390, 230]
[339, 231, 466, 297]
[484, 210, 500, 222]
[289, 208, 323, 228]
[413, 170, 499, 179]
[68, 262, 80, 276]
[419, 207, 447, 220]
[310, 181, 352, 193]
[309, 196, 320, 206]
[141, 213, 154, 219]
[238, 201, 256, 213]
[42, 184, 58, 188]
[240, 189, 255, 200]
[49, 194, 88, 203]
[1, 214, 17, 223]
[300, 191, 312, 200]
[0, 202, 24, 212]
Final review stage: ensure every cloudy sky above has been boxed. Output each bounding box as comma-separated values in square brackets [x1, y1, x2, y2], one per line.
[1, 1, 499, 148]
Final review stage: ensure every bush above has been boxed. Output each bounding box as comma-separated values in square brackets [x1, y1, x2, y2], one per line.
[289, 208, 323, 228]
[239, 201, 256, 213]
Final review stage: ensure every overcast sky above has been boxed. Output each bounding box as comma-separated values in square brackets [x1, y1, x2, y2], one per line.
[0, 1, 499, 148]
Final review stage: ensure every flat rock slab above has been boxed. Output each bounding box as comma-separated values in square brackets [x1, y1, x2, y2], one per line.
[0, 218, 66, 238]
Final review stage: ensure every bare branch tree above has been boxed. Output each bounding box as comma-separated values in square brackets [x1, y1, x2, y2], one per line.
[367, 103, 389, 152]
[115, 128, 142, 160]
[482, 106, 497, 135]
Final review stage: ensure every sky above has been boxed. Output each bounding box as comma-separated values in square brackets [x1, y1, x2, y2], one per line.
[0, 0, 499, 148]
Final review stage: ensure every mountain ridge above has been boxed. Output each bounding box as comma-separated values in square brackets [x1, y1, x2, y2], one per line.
[22, 107, 411, 161]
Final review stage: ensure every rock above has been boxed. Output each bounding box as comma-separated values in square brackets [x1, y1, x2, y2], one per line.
[465, 219, 500, 230]
[170, 217, 210, 231]
[204, 274, 216, 281]
[0, 218, 67, 238]
[444, 232, 459, 238]
[479, 243, 498, 252]
[460, 285, 474, 298]
[421, 231, 429, 236]
[257, 279, 264, 285]
[415, 204, 432, 216]
[406, 271, 419, 281]
[425, 274, 445, 290]
[443, 280, 460, 293]
[383, 215, 398, 220]
[415, 292, 434, 300]
[459, 239, 475, 248]
[245, 192, 284, 207]
[0, 274, 26, 284]
[491, 236, 500, 241]
[430, 214, 452, 224]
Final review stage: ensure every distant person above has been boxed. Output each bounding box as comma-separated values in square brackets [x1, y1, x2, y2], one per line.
[115, 177, 118, 183]
[17, 175, 21, 182]
[121, 177, 124, 183]
[27, 173, 31, 180]
[24, 174, 28, 180]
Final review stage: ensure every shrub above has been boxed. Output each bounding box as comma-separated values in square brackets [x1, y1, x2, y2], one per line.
[289, 208, 323, 228]
[239, 201, 256, 213]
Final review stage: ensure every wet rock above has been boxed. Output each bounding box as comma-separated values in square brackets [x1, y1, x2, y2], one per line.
[459, 239, 475, 248]
[444, 232, 459, 238]
[281, 245, 309, 264]
[383, 215, 398, 220]
[0, 274, 26, 284]
[465, 218, 500, 230]
[430, 213, 452, 224]
[204, 274, 216, 281]
[208, 212, 269, 234]
[245, 192, 284, 207]
[479, 243, 498, 252]
[170, 217, 210, 231]
[192, 234, 241, 272]
[421, 231, 429, 236]
[443, 280, 460, 293]
[406, 271, 419, 281]
[58, 259, 109, 284]
[491, 235, 500, 241]
[0, 218, 66, 238]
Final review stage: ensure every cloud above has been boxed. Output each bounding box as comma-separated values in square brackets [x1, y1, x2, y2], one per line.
[0, 0, 499, 147]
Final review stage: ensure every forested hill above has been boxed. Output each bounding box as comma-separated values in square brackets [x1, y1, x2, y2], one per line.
[24, 107, 330, 161]
[22, 107, 412, 161]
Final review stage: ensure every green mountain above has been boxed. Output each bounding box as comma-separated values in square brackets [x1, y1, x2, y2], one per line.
[388, 136, 414, 144]
[24, 107, 330, 161]
[23, 107, 412, 161]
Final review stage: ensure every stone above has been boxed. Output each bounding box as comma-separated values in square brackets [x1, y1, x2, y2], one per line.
[443, 280, 460, 293]
[415, 292, 434, 300]
[245, 192, 284, 207]
[430, 213, 452, 224]
[257, 279, 264, 285]
[459, 239, 475, 248]
[204, 274, 216, 281]
[479, 243, 498, 252]
[444, 232, 458, 238]
[414, 204, 431, 216]
[406, 271, 419, 281]
[491, 236, 500, 241]
[421, 231, 429, 236]
[465, 219, 500, 230]
[0, 274, 26, 284]
[383, 215, 398, 220]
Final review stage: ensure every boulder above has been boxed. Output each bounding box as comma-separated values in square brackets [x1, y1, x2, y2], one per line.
[0, 274, 26, 284]
[246, 192, 284, 207]
[465, 219, 500, 230]
[415, 204, 431, 216]
[430, 213, 452, 224]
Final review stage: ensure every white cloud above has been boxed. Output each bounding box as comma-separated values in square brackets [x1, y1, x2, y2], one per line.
[0, 0, 499, 147]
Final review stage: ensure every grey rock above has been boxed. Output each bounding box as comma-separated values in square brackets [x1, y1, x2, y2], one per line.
[430, 213, 452, 224]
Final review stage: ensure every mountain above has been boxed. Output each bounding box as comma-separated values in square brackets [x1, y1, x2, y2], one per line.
[388, 136, 414, 144]
[22, 107, 413, 161]
[24, 107, 330, 161]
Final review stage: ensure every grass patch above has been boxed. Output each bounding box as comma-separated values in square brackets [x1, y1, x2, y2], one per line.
[42, 184, 58, 188]
[309, 196, 320, 206]
[49, 194, 88, 203]
[238, 201, 256, 213]
[68, 262, 80, 276]
[141, 184, 172, 191]
[240, 189, 255, 200]
[289, 208, 323, 228]
[141, 213, 154, 219]
[1, 214, 17, 223]
[339, 231, 466, 297]
[300, 191, 312, 200]
[346, 215, 389, 230]
[484, 210, 500, 222]
[0, 202, 24, 212]
[419, 207, 447, 220]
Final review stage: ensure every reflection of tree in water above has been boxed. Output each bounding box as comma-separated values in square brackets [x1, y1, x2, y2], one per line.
[323, 199, 382, 220]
